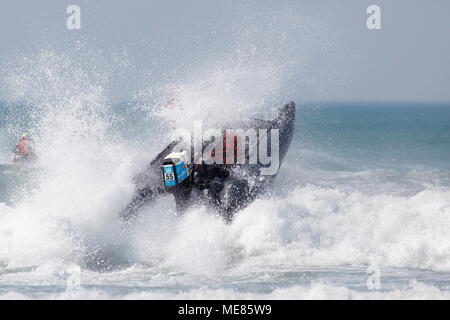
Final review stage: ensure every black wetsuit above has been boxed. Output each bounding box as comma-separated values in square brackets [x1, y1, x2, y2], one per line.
[173, 163, 230, 212]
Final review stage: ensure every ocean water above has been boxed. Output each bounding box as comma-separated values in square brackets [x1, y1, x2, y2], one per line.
[1, 96, 450, 299]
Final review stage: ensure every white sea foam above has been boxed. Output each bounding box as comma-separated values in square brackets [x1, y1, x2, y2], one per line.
[1, 280, 449, 300]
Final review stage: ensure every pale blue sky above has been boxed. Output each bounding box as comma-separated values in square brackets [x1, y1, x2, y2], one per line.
[0, 0, 449, 102]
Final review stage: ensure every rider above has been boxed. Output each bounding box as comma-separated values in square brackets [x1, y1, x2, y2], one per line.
[12, 133, 35, 162]
[122, 129, 240, 222]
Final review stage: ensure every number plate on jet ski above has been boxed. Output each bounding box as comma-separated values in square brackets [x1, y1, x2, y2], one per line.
[163, 165, 176, 186]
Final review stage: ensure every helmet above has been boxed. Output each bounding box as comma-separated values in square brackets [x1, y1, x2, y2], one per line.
[20, 133, 29, 140]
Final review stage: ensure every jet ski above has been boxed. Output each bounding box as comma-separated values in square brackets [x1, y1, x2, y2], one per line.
[121, 102, 296, 224]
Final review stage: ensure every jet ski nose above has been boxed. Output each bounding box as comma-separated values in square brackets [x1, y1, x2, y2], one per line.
[274, 101, 296, 126]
